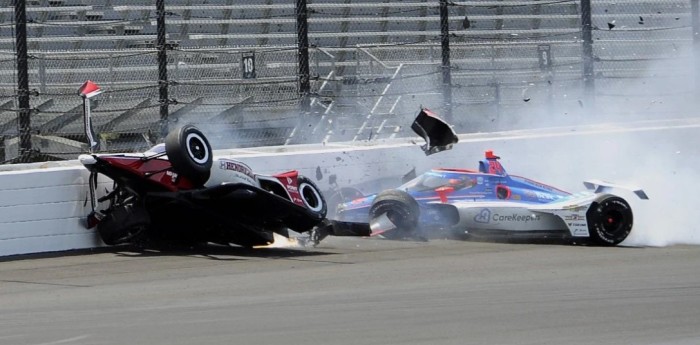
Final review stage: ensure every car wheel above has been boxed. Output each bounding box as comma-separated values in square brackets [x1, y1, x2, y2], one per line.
[586, 196, 633, 246]
[369, 189, 420, 239]
[298, 176, 327, 218]
[97, 203, 151, 245]
[165, 124, 213, 187]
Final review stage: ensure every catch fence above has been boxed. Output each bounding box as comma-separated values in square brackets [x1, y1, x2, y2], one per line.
[0, 0, 697, 163]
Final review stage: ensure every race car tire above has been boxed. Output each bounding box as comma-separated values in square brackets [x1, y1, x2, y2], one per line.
[369, 189, 420, 239]
[586, 196, 633, 246]
[165, 124, 213, 187]
[97, 203, 151, 246]
[298, 176, 327, 218]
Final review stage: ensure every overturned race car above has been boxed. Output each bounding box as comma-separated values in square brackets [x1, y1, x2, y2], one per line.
[77, 82, 327, 248]
[332, 109, 649, 246]
[80, 125, 328, 248]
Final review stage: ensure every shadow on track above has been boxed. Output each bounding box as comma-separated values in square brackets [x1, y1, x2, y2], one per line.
[0, 242, 339, 263]
[113, 242, 339, 261]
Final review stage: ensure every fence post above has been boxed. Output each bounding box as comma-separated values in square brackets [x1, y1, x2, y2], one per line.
[15, 0, 32, 161]
[0, 136, 5, 163]
[439, 0, 453, 122]
[156, 0, 169, 138]
[296, 0, 311, 115]
[692, 0, 699, 91]
[580, 0, 595, 108]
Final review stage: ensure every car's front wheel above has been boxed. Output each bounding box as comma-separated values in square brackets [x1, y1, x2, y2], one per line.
[369, 189, 420, 239]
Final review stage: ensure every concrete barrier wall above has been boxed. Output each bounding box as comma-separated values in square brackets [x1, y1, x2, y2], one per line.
[1, 117, 699, 256]
[0, 167, 97, 256]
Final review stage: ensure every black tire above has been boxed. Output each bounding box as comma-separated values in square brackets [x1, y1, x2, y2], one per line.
[97, 203, 151, 245]
[298, 176, 327, 218]
[369, 189, 420, 239]
[586, 196, 633, 246]
[165, 124, 213, 187]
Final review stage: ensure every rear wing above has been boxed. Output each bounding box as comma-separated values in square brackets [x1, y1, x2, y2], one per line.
[583, 179, 649, 200]
[411, 108, 458, 156]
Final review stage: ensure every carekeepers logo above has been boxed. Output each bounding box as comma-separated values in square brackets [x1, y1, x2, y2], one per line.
[474, 208, 491, 223]
[492, 213, 541, 223]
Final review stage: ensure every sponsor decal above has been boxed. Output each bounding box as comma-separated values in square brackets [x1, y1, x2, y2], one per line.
[277, 175, 300, 202]
[166, 170, 178, 183]
[573, 228, 589, 235]
[512, 194, 521, 200]
[476, 176, 484, 185]
[534, 191, 557, 201]
[564, 214, 585, 221]
[474, 208, 491, 223]
[492, 213, 541, 223]
[220, 160, 255, 180]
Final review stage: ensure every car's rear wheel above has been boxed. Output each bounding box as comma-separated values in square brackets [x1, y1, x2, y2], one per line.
[97, 203, 151, 245]
[298, 176, 327, 218]
[165, 124, 213, 187]
[586, 196, 633, 246]
[369, 189, 420, 239]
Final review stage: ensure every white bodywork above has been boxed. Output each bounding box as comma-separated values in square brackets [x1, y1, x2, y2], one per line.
[449, 180, 648, 237]
[449, 192, 601, 237]
[206, 157, 259, 187]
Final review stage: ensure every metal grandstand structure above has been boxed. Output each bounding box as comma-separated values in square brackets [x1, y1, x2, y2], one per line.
[0, 0, 698, 163]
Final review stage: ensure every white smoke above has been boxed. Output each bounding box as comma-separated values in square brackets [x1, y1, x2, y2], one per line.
[483, 44, 700, 247]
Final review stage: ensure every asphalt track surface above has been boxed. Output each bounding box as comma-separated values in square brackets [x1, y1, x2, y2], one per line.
[1, 237, 700, 345]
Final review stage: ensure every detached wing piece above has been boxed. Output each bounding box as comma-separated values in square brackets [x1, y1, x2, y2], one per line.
[411, 108, 458, 156]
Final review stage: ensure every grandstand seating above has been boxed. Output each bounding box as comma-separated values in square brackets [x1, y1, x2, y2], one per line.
[0, 0, 694, 160]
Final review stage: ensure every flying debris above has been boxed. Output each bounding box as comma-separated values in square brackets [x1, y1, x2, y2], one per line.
[402, 167, 417, 184]
[411, 108, 458, 156]
[638, 16, 644, 25]
[608, 21, 616, 30]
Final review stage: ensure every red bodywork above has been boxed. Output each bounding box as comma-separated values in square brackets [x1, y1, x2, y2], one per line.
[99, 156, 196, 191]
[273, 170, 305, 207]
